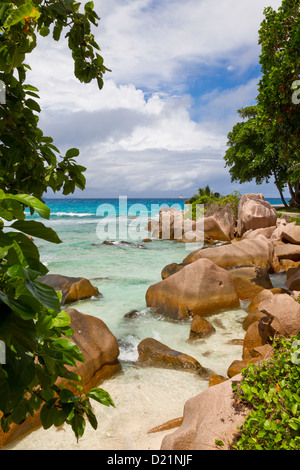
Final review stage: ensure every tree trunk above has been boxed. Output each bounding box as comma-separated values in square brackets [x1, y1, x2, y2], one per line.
[288, 182, 300, 208]
[273, 171, 288, 207]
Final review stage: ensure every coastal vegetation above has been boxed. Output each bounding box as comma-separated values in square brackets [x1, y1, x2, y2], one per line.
[185, 185, 241, 221]
[231, 334, 300, 450]
[0, 0, 114, 440]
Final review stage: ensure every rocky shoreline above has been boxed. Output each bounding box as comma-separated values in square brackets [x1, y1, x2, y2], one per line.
[1, 193, 300, 450]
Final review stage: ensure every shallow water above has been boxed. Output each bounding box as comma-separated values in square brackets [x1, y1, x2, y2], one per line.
[8, 199, 281, 450]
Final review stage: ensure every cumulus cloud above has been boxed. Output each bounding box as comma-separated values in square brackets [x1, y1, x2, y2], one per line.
[27, 0, 283, 198]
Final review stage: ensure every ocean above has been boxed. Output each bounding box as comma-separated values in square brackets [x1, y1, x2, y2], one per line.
[10, 196, 285, 450]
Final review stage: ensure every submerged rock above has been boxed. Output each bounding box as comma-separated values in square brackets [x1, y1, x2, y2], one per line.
[188, 315, 216, 340]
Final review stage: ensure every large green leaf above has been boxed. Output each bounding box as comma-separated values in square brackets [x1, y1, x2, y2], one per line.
[25, 279, 61, 312]
[10, 220, 62, 244]
[5, 194, 50, 219]
[4, 4, 35, 28]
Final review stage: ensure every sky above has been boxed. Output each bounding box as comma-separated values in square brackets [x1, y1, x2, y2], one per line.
[27, 0, 286, 199]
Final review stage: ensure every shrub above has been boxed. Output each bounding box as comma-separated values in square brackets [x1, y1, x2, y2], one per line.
[231, 335, 300, 450]
[185, 189, 241, 220]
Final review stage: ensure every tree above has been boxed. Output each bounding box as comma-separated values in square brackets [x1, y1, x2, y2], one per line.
[224, 106, 291, 207]
[224, 0, 300, 207]
[257, 0, 300, 207]
[0, 1, 114, 441]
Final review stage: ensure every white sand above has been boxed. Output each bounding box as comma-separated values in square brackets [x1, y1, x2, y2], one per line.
[7, 366, 208, 451]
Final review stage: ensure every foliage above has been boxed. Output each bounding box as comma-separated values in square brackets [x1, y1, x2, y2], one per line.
[257, 0, 300, 206]
[231, 335, 300, 450]
[0, 1, 114, 441]
[224, 106, 291, 207]
[185, 187, 241, 220]
[224, 0, 300, 207]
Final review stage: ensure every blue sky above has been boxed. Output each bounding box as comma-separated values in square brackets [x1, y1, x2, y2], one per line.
[27, 0, 286, 199]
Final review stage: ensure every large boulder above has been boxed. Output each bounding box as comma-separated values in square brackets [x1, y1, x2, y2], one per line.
[160, 374, 249, 450]
[236, 193, 277, 237]
[274, 244, 300, 262]
[38, 274, 101, 305]
[150, 208, 194, 241]
[146, 258, 240, 320]
[0, 308, 121, 448]
[137, 338, 205, 373]
[229, 266, 273, 300]
[241, 226, 276, 240]
[258, 294, 300, 337]
[281, 224, 300, 245]
[183, 236, 278, 272]
[64, 308, 121, 391]
[202, 216, 231, 241]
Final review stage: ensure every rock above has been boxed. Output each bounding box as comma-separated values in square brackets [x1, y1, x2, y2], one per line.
[209, 374, 227, 387]
[229, 266, 273, 300]
[236, 193, 277, 237]
[227, 357, 262, 378]
[124, 309, 140, 319]
[250, 344, 274, 360]
[0, 308, 121, 449]
[210, 204, 236, 241]
[278, 259, 300, 271]
[160, 374, 249, 450]
[242, 318, 272, 359]
[148, 417, 183, 434]
[142, 238, 152, 242]
[242, 309, 268, 331]
[137, 338, 205, 373]
[285, 266, 300, 291]
[247, 289, 274, 313]
[258, 294, 300, 337]
[161, 262, 186, 280]
[183, 236, 278, 272]
[64, 308, 121, 390]
[241, 226, 276, 240]
[189, 315, 216, 340]
[38, 274, 101, 305]
[146, 258, 240, 321]
[176, 230, 203, 243]
[203, 216, 231, 241]
[102, 240, 146, 249]
[274, 243, 300, 262]
[281, 224, 300, 245]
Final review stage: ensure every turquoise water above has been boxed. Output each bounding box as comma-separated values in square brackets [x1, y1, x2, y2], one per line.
[11, 196, 282, 449]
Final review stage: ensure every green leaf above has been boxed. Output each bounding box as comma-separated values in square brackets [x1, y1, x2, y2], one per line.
[25, 279, 61, 312]
[86, 388, 115, 407]
[4, 4, 35, 28]
[5, 194, 50, 219]
[0, 291, 36, 320]
[69, 413, 86, 439]
[39, 26, 50, 37]
[10, 220, 62, 244]
[65, 148, 80, 159]
[40, 403, 56, 430]
[25, 98, 41, 113]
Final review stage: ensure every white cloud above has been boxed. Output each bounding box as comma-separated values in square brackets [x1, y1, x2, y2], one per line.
[26, 0, 283, 198]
